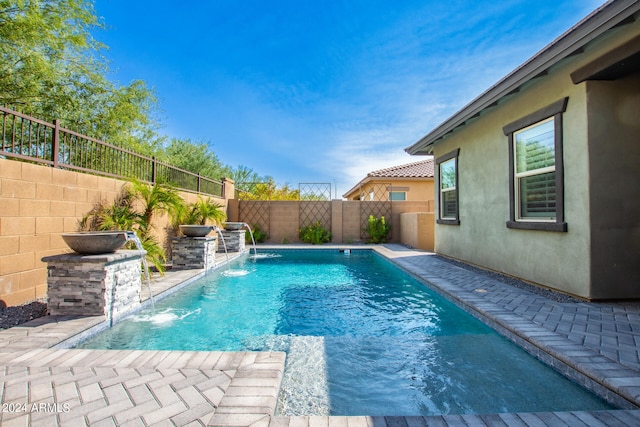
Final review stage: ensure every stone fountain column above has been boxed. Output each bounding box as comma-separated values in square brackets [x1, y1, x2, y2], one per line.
[43, 251, 145, 322]
[171, 235, 217, 270]
[220, 230, 246, 252]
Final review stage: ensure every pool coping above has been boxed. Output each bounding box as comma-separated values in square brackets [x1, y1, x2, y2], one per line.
[0, 244, 639, 426]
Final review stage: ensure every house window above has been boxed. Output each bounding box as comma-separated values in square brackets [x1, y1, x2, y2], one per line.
[503, 98, 568, 232]
[436, 149, 460, 225]
[389, 191, 406, 201]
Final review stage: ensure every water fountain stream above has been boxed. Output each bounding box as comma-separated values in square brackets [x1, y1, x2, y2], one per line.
[125, 231, 155, 311]
[240, 223, 257, 256]
[213, 226, 230, 269]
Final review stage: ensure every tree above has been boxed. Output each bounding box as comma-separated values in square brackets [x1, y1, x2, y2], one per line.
[237, 179, 300, 201]
[0, 0, 160, 151]
[231, 165, 264, 191]
[160, 138, 232, 179]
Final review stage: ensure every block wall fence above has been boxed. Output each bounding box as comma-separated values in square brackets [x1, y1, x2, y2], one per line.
[0, 157, 433, 308]
[226, 199, 434, 246]
[0, 158, 231, 307]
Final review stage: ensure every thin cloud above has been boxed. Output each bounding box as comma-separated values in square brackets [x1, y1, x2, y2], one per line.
[96, 0, 610, 198]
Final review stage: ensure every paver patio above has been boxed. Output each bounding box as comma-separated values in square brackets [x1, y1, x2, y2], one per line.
[0, 244, 639, 426]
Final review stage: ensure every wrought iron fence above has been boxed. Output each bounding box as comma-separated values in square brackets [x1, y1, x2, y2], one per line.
[0, 106, 224, 197]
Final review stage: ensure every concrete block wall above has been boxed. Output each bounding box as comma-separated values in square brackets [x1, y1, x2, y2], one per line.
[228, 199, 434, 246]
[341, 201, 363, 243]
[269, 201, 300, 244]
[0, 159, 122, 306]
[0, 158, 230, 307]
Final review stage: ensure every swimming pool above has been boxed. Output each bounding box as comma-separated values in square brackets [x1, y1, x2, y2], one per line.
[78, 249, 612, 416]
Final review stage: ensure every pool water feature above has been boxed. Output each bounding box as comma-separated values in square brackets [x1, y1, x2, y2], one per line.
[78, 250, 613, 416]
[125, 231, 154, 312]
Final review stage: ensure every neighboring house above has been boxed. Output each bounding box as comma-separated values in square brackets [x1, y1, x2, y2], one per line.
[342, 158, 434, 202]
[406, 0, 640, 300]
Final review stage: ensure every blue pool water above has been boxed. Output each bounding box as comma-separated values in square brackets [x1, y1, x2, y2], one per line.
[78, 250, 612, 416]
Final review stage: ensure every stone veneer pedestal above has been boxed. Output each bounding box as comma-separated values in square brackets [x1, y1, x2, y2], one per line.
[171, 236, 217, 270]
[221, 230, 246, 253]
[42, 250, 144, 322]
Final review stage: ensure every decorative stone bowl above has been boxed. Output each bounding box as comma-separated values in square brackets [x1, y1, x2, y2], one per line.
[179, 224, 214, 237]
[223, 222, 245, 231]
[62, 231, 128, 255]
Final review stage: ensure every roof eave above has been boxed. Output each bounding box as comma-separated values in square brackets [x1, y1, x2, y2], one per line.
[405, 0, 640, 156]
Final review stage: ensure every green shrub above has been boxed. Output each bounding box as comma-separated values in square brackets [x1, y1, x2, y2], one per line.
[246, 224, 268, 243]
[299, 221, 332, 244]
[174, 197, 226, 226]
[366, 215, 391, 244]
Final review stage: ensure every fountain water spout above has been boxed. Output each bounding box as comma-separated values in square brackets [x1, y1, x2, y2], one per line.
[241, 223, 257, 256]
[213, 226, 230, 269]
[125, 231, 155, 311]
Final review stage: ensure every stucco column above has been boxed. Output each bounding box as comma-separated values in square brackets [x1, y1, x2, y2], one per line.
[221, 177, 235, 201]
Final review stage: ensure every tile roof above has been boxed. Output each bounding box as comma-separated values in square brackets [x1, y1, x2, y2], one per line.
[367, 158, 434, 178]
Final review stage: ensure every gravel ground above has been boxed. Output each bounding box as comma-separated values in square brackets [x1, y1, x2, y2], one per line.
[0, 300, 48, 330]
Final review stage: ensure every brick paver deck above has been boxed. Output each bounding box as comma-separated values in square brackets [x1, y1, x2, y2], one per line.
[0, 245, 639, 426]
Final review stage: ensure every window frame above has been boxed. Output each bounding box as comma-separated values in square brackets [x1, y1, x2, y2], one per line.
[503, 98, 568, 232]
[436, 149, 460, 225]
[388, 191, 407, 201]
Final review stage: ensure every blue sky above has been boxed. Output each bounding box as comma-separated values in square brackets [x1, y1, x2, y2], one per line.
[94, 0, 606, 197]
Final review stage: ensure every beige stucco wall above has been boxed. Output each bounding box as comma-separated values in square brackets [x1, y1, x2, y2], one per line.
[0, 159, 227, 307]
[389, 200, 434, 243]
[344, 179, 434, 202]
[431, 20, 640, 299]
[400, 212, 435, 251]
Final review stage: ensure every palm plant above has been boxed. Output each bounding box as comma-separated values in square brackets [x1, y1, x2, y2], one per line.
[127, 179, 184, 235]
[173, 196, 226, 226]
[80, 180, 185, 274]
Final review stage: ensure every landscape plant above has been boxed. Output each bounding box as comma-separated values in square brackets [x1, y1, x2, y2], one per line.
[173, 196, 226, 226]
[299, 221, 331, 244]
[79, 180, 184, 273]
[366, 215, 391, 244]
[246, 224, 268, 243]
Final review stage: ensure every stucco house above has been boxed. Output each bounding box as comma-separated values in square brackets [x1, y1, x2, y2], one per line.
[406, 0, 640, 300]
[342, 158, 434, 202]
